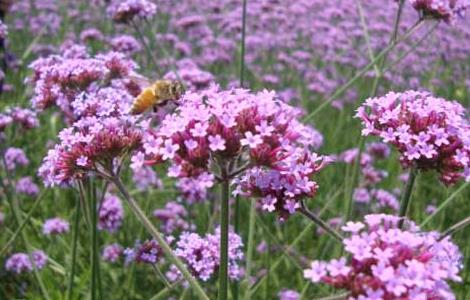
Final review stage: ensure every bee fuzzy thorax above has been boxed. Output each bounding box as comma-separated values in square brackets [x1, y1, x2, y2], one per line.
[130, 80, 185, 115]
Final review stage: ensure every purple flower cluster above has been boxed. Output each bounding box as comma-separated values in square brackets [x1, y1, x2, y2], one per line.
[15, 177, 40, 197]
[304, 214, 462, 300]
[0, 20, 8, 40]
[278, 289, 300, 300]
[102, 243, 123, 263]
[5, 250, 48, 274]
[3, 147, 29, 171]
[98, 193, 124, 233]
[132, 166, 163, 191]
[80, 28, 105, 43]
[39, 116, 142, 187]
[356, 91, 470, 185]
[0, 107, 38, 132]
[130, 239, 162, 264]
[153, 202, 190, 234]
[173, 229, 244, 281]
[174, 172, 214, 204]
[163, 59, 215, 91]
[107, 0, 157, 23]
[410, 0, 470, 23]
[110, 35, 142, 55]
[28, 48, 138, 122]
[136, 86, 325, 215]
[42, 217, 70, 235]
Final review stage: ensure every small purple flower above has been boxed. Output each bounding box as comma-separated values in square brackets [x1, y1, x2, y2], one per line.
[43, 217, 70, 235]
[102, 243, 123, 263]
[98, 194, 124, 233]
[15, 177, 40, 196]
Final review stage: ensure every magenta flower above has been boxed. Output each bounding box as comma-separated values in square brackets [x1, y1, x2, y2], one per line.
[43, 217, 70, 235]
[39, 116, 142, 187]
[410, 0, 469, 23]
[304, 214, 462, 300]
[356, 91, 470, 185]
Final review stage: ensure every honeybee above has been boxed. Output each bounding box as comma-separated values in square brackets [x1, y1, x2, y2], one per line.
[130, 78, 185, 115]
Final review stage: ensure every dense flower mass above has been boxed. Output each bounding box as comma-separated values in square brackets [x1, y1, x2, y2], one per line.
[304, 214, 463, 300]
[98, 193, 124, 233]
[356, 91, 470, 185]
[39, 116, 142, 187]
[42, 217, 70, 235]
[409, 0, 470, 23]
[173, 229, 244, 281]
[107, 0, 157, 23]
[136, 86, 326, 215]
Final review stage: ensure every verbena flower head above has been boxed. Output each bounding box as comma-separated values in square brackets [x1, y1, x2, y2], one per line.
[153, 201, 190, 234]
[174, 228, 244, 281]
[102, 243, 123, 263]
[356, 91, 470, 185]
[39, 116, 142, 187]
[0, 21, 7, 40]
[98, 193, 124, 233]
[278, 289, 300, 300]
[5, 250, 48, 274]
[137, 86, 326, 212]
[410, 0, 470, 23]
[16, 176, 40, 196]
[108, 0, 157, 23]
[80, 28, 104, 43]
[134, 239, 162, 264]
[3, 147, 29, 171]
[29, 49, 138, 122]
[110, 35, 142, 55]
[304, 214, 463, 300]
[43, 217, 70, 235]
[0, 107, 39, 131]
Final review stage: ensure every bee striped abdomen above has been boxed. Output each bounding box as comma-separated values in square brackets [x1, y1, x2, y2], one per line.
[130, 86, 158, 115]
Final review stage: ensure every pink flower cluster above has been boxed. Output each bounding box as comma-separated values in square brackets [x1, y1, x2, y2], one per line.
[5, 250, 48, 274]
[29, 48, 138, 122]
[163, 59, 215, 91]
[153, 202, 191, 234]
[235, 149, 329, 220]
[107, 0, 157, 23]
[304, 214, 462, 300]
[173, 229, 244, 282]
[136, 86, 325, 215]
[42, 217, 70, 235]
[98, 193, 124, 233]
[356, 91, 470, 185]
[410, 0, 470, 23]
[39, 116, 142, 187]
[110, 35, 142, 55]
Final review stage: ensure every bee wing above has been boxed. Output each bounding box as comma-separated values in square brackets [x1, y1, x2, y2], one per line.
[127, 72, 151, 87]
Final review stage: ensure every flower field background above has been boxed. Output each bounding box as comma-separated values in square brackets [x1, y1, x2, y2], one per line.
[0, 0, 469, 299]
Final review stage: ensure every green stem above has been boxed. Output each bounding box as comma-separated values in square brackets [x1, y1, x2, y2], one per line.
[299, 201, 343, 243]
[111, 176, 210, 300]
[243, 199, 256, 300]
[239, 0, 248, 87]
[420, 182, 469, 227]
[218, 168, 230, 300]
[439, 216, 470, 241]
[131, 20, 161, 75]
[398, 168, 418, 228]
[303, 20, 424, 122]
[66, 197, 81, 300]
[0, 190, 46, 257]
